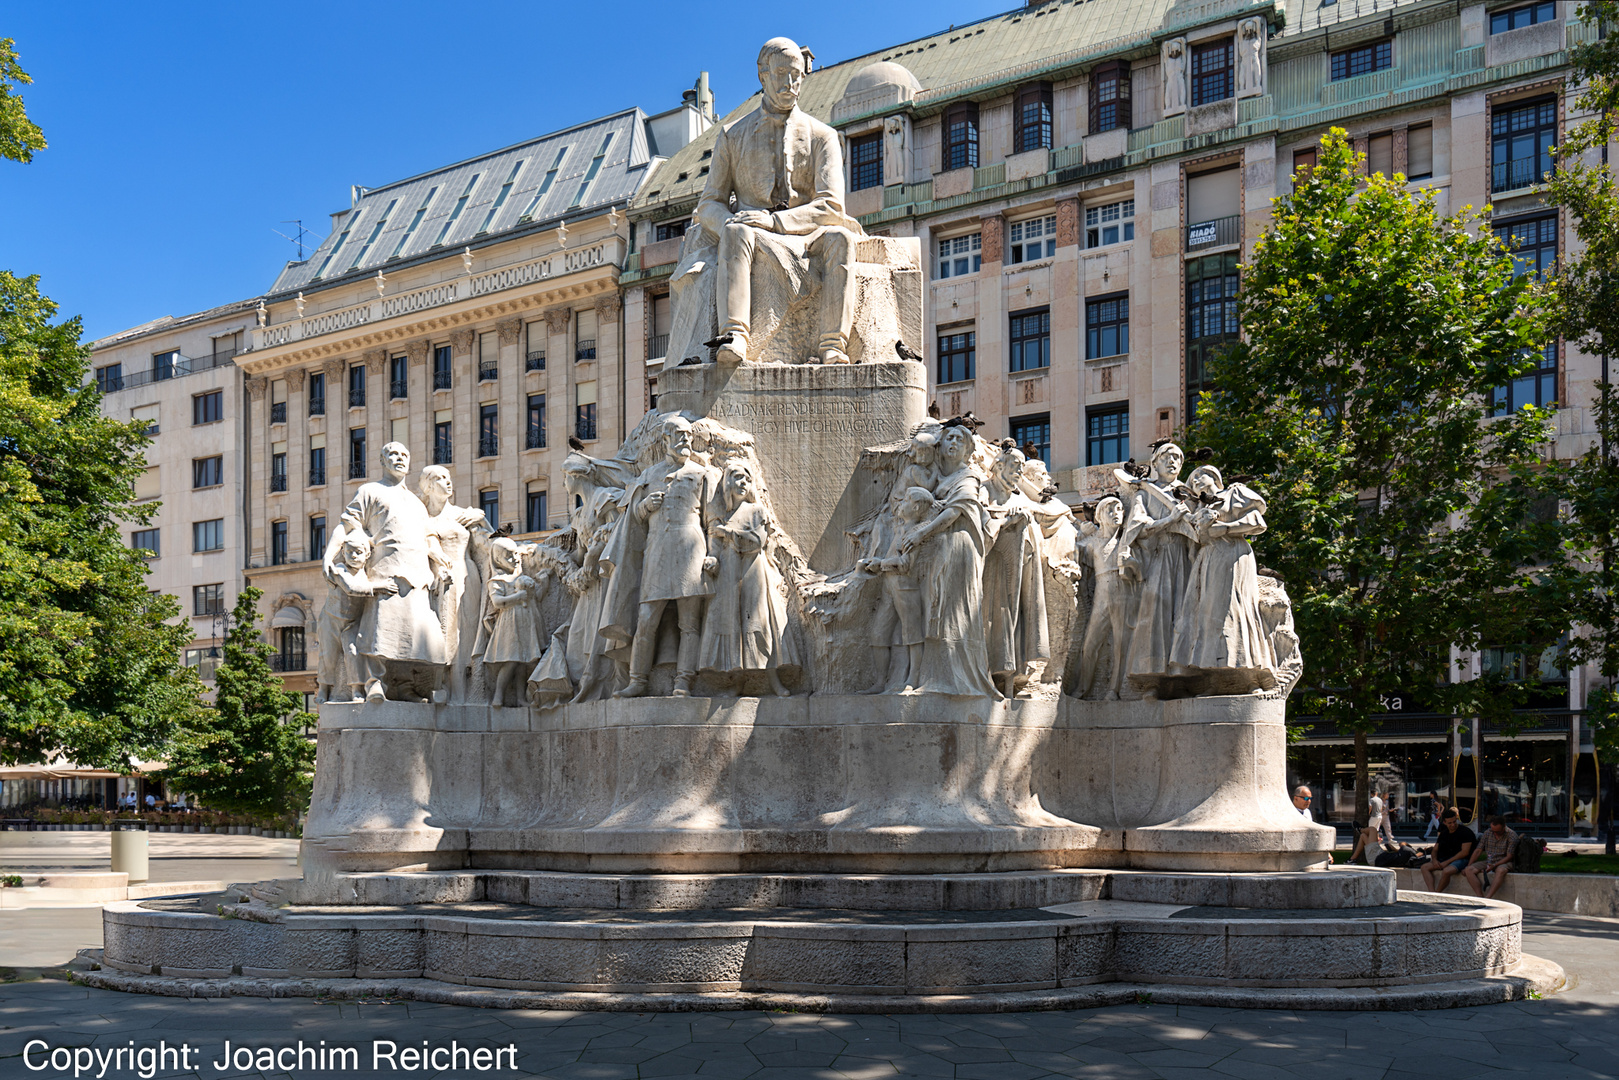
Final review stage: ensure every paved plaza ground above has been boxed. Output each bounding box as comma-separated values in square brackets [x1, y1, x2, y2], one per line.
[2, 835, 1617, 1078]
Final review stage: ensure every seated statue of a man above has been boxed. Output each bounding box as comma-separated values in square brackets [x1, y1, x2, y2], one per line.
[699, 36, 859, 365]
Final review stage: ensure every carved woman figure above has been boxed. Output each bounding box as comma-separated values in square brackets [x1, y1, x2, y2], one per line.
[557, 448, 634, 701]
[698, 459, 797, 695]
[1237, 17, 1266, 96]
[1075, 496, 1141, 700]
[982, 442, 1050, 698]
[1119, 440, 1196, 689]
[482, 537, 550, 707]
[417, 465, 491, 703]
[1169, 465, 1275, 684]
[900, 419, 1001, 698]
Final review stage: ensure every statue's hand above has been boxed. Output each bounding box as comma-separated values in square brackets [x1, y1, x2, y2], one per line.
[702, 556, 719, 576]
[729, 209, 773, 230]
[373, 578, 400, 599]
[644, 490, 665, 513]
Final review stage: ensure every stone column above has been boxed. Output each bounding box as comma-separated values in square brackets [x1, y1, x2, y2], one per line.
[449, 329, 475, 498]
[543, 307, 573, 441]
[404, 339, 431, 481]
[321, 359, 343, 511]
[245, 376, 269, 565]
[1051, 198, 1084, 472]
[594, 292, 623, 445]
[362, 349, 387, 483]
[285, 367, 307, 553]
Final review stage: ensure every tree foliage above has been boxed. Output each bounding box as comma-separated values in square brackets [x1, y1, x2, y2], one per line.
[0, 271, 201, 766]
[162, 587, 315, 817]
[0, 38, 46, 164]
[1187, 129, 1565, 814]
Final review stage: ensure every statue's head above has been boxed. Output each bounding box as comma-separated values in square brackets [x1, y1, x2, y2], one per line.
[490, 536, 521, 573]
[662, 415, 695, 461]
[380, 441, 410, 481]
[1095, 495, 1125, 532]
[908, 421, 941, 464]
[898, 486, 936, 523]
[993, 442, 1026, 486]
[1149, 440, 1184, 483]
[340, 532, 371, 569]
[1188, 464, 1223, 499]
[757, 37, 809, 113]
[724, 459, 759, 505]
[938, 420, 974, 465]
[418, 464, 453, 504]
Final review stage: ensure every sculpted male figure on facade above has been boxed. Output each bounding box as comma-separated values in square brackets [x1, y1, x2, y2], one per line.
[697, 36, 860, 365]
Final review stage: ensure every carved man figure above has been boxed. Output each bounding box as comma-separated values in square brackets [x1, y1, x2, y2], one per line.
[1162, 38, 1188, 116]
[697, 36, 860, 365]
[615, 416, 721, 698]
[1237, 18, 1267, 97]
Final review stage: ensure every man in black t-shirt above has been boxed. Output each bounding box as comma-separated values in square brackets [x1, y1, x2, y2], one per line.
[1419, 809, 1475, 893]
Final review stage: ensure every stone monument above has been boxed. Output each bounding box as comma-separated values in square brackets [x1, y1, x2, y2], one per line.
[93, 35, 1557, 1012]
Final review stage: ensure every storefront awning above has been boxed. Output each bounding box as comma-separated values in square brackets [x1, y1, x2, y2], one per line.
[269, 604, 306, 628]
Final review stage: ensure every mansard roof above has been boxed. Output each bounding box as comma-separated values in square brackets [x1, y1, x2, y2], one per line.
[272, 107, 653, 297]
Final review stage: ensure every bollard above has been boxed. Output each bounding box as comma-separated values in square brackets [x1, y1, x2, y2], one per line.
[110, 819, 148, 884]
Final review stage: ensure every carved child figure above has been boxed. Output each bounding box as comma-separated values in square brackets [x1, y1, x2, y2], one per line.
[482, 537, 551, 707]
[1076, 496, 1140, 701]
[317, 532, 377, 703]
[857, 486, 936, 693]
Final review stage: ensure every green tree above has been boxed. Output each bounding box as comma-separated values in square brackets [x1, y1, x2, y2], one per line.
[162, 587, 315, 818]
[1188, 128, 1565, 823]
[0, 38, 47, 163]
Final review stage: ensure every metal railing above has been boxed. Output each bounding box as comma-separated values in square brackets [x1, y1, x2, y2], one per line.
[91, 350, 238, 394]
[270, 402, 287, 424]
[269, 473, 287, 492]
[478, 434, 499, 458]
[1493, 157, 1547, 193]
[1186, 214, 1242, 251]
[308, 467, 326, 486]
[479, 363, 498, 382]
[433, 369, 452, 390]
[268, 653, 308, 673]
[526, 351, 546, 372]
[433, 443, 452, 465]
[308, 396, 325, 416]
[390, 379, 408, 399]
[647, 334, 669, 360]
[576, 339, 596, 361]
[348, 387, 366, 407]
[576, 415, 597, 441]
[526, 426, 546, 450]
[348, 460, 367, 479]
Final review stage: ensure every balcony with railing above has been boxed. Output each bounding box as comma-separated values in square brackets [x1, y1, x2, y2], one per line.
[1185, 214, 1242, 252]
[390, 378, 408, 399]
[91, 350, 237, 394]
[308, 395, 325, 416]
[270, 472, 288, 492]
[576, 414, 597, 441]
[576, 339, 597, 362]
[647, 334, 669, 361]
[268, 652, 308, 673]
[308, 467, 326, 486]
[526, 351, 546, 372]
[479, 362, 498, 382]
[433, 442, 452, 465]
[478, 434, 499, 458]
[348, 460, 367, 479]
[526, 425, 546, 450]
[270, 401, 287, 424]
[433, 369, 452, 390]
[348, 387, 366, 408]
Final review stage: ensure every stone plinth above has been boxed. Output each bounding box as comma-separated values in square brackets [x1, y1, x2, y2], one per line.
[658, 360, 927, 570]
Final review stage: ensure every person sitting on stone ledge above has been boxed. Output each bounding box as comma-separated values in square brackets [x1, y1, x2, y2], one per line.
[1463, 814, 1519, 900]
[1419, 808, 1475, 892]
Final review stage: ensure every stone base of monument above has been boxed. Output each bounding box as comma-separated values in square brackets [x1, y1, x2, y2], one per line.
[88, 868, 1561, 1011]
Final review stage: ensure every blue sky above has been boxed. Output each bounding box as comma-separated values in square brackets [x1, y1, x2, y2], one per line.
[2, 1, 996, 342]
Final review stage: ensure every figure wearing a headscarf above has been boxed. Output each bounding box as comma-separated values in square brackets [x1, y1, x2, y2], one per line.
[1170, 465, 1276, 681]
[1118, 441, 1196, 688]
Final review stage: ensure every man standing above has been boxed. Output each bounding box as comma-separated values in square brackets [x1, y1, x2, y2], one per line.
[1419, 808, 1475, 893]
[614, 417, 720, 698]
[1464, 815, 1520, 899]
[1292, 785, 1314, 821]
[696, 36, 859, 366]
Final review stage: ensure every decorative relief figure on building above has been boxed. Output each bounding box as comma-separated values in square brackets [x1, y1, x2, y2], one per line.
[1237, 17, 1267, 99]
[1162, 38, 1188, 116]
[883, 115, 910, 188]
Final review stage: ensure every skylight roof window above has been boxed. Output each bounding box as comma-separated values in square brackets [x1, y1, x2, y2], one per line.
[431, 174, 481, 248]
[312, 211, 359, 280]
[570, 132, 615, 208]
[389, 186, 439, 259]
[346, 199, 398, 271]
[519, 147, 568, 223]
[475, 161, 525, 236]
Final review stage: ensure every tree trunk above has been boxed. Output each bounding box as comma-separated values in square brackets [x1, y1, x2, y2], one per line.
[1355, 730, 1370, 828]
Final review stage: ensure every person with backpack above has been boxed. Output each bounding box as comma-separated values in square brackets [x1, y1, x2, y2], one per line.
[1464, 815, 1519, 900]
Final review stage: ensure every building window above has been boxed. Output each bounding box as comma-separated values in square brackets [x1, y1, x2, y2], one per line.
[1492, 1, 1557, 34]
[183, 647, 220, 682]
[349, 427, 367, 478]
[348, 198, 398, 270]
[308, 372, 325, 415]
[192, 455, 224, 489]
[476, 159, 525, 235]
[936, 232, 982, 278]
[152, 350, 177, 382]
[479, 331, 499, 381]
[850, 132, 883, 190]
[193, 518, 224, 553]
[526, 486, 548, 533]
[1085, 199, 1136, 248]
[1086, 405, 1130, 467]
[937, 330, 976, 383]
[479, 403, 499, 457]
[1086, 294, 1130, 359]
[390, 185, 439, 259]
[1330, 40, 1391, 81]
[1010, 414, 1052, 469]
[1494, 340, 1559, 415]
[193, 583, 225, 617]
[1492, 96, 1557, 193]
[654, 219, 689, 242]
[1008, 215, 1057, 264]
[1015, 82, 1054, 154]
[1009, 308, 1051, 373]
[1293, 147, 1318, 177]
[519, 145, 567, 221]
[570, 131, 614, 208]
[193, 390, 222, 425]
[309, 439, 326, 486]
[390, 356, 408, 399]
[95, 363, 123, 394]
[434, 415, 452, 465]
[275, 627, 306, 672]
[526, 323, 546, 371]
[431, 344, 453, 390]
[348, 364, 366, 407]
[270, 520, 288, 565]
[575, 311, 597, 362]
[527, 394, 547, 449]
[576, 381, 598, 440]
[309, 516, 327, 561]
[131, 404, 159, 435]
[1407, 125, 1434, 180]
[432, 175, 480, 248]
[1186, 252, 1241, 419]
[270, 446, 287, 492]
[131, 528, 160, 557]
[1502, 213, 1558, 280]
[1090, 61, 1131, 134]
[943, 103, 979, 171]
[1190, 39, 1234, 107]
[479, 488, 500, 529]
[270, 379, 287, 424]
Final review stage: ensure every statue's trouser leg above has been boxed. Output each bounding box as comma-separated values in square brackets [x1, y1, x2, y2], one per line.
[718, 223, 757, 340]
[813, 228, 856, 357]
[628, 600, 666, 680]
[673, 596, 704, 695]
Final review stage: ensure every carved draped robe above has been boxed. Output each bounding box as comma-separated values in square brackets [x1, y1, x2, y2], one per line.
[341, 480, 446, 667]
